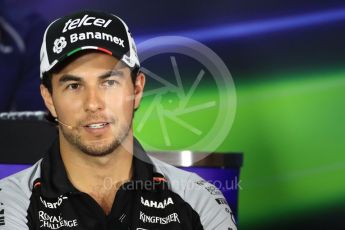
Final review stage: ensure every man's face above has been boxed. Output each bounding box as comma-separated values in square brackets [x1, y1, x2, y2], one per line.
[41, 51, 145, 156]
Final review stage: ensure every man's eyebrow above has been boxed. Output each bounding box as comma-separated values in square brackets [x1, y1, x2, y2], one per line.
[58, 70, 125, 83]
[98, 70, 125, 79]
[59, 74, 82, 83]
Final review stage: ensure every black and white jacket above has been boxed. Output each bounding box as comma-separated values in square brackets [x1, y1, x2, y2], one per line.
[0, 138, 237, 229]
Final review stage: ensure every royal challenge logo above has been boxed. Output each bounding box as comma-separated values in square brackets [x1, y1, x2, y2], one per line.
[38, 211, 78, 229]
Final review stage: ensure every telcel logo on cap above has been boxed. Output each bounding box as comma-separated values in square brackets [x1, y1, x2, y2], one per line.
[40, 10, 140, 79]
[62, 14, 112, 33]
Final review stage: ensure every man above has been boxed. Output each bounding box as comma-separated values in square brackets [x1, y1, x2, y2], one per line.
[0, 10, 237, 229]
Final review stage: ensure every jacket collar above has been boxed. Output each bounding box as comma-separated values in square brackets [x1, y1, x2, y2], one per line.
[40, 137, 154, 198]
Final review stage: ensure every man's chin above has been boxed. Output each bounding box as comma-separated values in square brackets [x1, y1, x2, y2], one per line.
[79, 141, 121, 157]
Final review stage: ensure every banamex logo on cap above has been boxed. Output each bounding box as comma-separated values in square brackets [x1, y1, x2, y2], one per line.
[53, 37, 67, 54]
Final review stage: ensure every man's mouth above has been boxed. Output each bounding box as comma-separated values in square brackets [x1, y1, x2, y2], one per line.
[85, 122, 109, 129]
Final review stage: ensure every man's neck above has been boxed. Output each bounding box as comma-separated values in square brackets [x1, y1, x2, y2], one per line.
[59, 133, 134, 214]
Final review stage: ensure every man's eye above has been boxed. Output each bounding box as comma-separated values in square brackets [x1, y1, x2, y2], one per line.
[104, 80, 118, 87]
[67, 83, 80, 90]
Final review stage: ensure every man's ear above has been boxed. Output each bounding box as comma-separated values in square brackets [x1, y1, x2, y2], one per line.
[134, 72, 145, 109]
[40, 84, 57, 117]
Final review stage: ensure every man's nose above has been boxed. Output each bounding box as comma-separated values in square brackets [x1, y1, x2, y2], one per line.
[84, 88, 105, 112]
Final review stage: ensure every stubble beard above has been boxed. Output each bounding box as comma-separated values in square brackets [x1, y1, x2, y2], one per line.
[61, 116, 133, 157]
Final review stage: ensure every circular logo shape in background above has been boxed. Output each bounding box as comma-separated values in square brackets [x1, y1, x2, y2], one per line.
[134, 36, 237, 163]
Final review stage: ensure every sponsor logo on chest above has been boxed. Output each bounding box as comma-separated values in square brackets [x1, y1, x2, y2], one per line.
[140, 197, 174, 209]
[139, 211, 180, 224]
[39, 211, 78, 229]
[40, 195, 68, 209]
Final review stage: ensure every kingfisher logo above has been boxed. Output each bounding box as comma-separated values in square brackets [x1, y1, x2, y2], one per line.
[62, 14, 112, 33]
[139, 211, 180, 224]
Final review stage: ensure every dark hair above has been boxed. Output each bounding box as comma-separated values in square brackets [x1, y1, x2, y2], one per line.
[41, 56, 140, 123]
